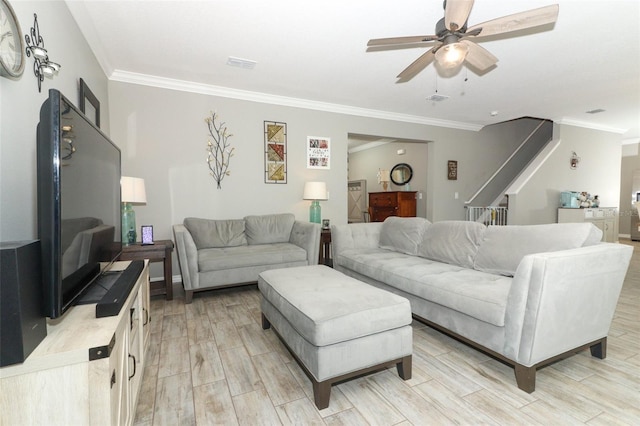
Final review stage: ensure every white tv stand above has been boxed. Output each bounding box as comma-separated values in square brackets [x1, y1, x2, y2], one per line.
[0, 261, 150, 425]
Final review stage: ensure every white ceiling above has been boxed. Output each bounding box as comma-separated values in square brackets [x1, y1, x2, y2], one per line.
[66, 0, 640, 141]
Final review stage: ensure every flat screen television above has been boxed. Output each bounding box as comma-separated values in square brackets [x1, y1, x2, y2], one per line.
[37, 89, 122, 319]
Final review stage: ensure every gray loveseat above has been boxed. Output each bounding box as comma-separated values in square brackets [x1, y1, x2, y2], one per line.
[173, 213, 320, 303]
[331, 217, 633, 392]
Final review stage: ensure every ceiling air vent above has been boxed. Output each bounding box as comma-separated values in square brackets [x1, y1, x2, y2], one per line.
[426, 94, 449, 102]
[226, 56, 257, 69]
[586, 108, 605, 114]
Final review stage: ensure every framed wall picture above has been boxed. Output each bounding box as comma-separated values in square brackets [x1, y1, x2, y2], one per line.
[307, 136, 330, 169]
[141, 225, 154, 245]
[79, 78, 100, 128]
[448, 160, 458, 180]
[264, 121, 287, 183]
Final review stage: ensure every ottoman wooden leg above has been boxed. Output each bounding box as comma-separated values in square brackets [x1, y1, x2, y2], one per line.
[261, 313, 271, 330]
[397, 355, 412, 380]
[312, 379, 331, 410]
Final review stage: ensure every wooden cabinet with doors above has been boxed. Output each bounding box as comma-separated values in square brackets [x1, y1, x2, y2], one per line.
[369, 191, 417, 222]
[0, 261, 150, 426]
[557, 207, 619, 242]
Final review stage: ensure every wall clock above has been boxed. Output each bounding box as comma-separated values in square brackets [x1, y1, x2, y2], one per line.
[0, 0, 25, 78]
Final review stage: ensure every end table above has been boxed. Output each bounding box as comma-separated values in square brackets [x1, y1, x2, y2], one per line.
[320, 229, 332, 267]
[118, 240, 174, 300]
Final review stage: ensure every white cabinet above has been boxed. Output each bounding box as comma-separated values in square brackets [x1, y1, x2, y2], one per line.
[558, 207, 619, 242]
[0, 261, 150, 426]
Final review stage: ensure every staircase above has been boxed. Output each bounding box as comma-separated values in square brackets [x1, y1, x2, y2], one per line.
[465, 118, 553, 225]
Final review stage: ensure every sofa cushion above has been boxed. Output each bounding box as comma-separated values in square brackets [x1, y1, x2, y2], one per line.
[184, 217, 247, 249]
[336, 248, 511, 327]
[418, 221, 486, 268]
[244, 213, 295, 245]
[379, 217, 430, 255]
[198, 242, 307, 271]
[474, 223, 603, 277]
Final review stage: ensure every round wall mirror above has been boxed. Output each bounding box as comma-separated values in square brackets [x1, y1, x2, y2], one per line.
[390, 163, 413, 185]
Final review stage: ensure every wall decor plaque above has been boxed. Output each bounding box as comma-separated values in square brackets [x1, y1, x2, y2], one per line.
[264, 121, 287, 183]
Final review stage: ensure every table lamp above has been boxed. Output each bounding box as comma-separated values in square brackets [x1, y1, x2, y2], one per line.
[303, 182, 328, 224]
[378, 169, 390, 191]
[121, 176, 147, 245]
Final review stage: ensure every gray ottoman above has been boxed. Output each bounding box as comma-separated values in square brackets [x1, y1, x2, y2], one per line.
[258, 265, 412, 409]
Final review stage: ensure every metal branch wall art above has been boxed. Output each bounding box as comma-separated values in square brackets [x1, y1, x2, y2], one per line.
[205, 111, 234, 189]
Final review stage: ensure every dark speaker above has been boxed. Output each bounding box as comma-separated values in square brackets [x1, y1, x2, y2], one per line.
[1, 240, 47, 367]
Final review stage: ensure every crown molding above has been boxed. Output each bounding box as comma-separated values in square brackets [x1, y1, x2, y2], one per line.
[556, 118, 627, 135]
[109, 70, 483, 132]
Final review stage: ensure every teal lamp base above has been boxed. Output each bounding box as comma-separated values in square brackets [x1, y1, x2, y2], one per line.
[121, 202, 137, 245]
[309, 200, 321, 224]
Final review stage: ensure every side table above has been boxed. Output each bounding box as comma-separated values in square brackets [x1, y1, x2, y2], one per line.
[118, 240, 174, 300]
[320, 228, 332, 267]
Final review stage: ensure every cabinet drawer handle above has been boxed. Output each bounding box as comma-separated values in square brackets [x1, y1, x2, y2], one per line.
[111, 370, 116, 388]
[128, 354, 137, 380]
[130, 307, 136, 330]
[143, 307, 149, 326]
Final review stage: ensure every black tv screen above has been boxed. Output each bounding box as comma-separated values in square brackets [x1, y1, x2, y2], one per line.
[37, 89, 122, 319]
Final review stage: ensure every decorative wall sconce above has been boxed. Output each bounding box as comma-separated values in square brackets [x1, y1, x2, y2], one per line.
[24, 13, 60, 92]
[570, 151, 580, 170]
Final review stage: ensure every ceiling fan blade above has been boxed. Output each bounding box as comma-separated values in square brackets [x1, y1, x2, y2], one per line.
[396, 46, 439, 82]
[466, 4, 559, 38]
[460, 40, 498, 71]
[368, 35, 439, 47]
[445, 0, 475, 31]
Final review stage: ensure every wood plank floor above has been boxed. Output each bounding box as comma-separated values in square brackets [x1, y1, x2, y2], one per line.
[134, 240, 639, 425]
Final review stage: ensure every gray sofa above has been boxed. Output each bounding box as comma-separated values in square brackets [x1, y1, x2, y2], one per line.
[173, 213, 321, 303]
[331, 217, 633, 392]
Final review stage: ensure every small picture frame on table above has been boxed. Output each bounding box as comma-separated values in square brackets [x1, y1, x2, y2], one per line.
[141, 225, 154, 245]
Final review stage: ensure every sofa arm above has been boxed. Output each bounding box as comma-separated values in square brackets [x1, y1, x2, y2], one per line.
[504, 243, 633, 366]
[172, 224, 199, 290]
[289, 221, 321, 265]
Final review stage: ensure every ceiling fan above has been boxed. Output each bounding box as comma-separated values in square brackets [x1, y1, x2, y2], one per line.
[368, 0, 559, 82]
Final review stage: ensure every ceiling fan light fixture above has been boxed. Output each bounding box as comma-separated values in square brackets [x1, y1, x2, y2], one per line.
[435, 41, 468, 69]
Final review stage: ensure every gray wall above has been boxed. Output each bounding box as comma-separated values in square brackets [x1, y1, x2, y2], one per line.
[0, 0, 109, 242]
[108, 80, 493, 236]
[508, 123, 624, 225]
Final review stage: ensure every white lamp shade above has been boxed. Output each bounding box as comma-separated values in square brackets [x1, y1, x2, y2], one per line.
[379, 169, 390, 182]
[303, 181, 328, 200]
[121, 176, 147, 204]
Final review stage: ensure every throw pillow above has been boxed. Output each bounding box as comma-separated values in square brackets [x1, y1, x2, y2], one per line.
[244, 213, 295, 245]
[418, 221, 486, 268]
[379, 217, 430, 255]
[184, 218, 247, 249]
[474, 222, 603, 276]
